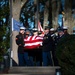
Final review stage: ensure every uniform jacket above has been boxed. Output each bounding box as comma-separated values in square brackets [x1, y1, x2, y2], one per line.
[16, 33, 26, 53]
[42, 33, 54, 51]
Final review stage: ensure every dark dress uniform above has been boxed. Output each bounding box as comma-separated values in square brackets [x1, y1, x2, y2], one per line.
[50, 33, 59, 66]
[16, 33, 25, 66]
[16, 32, 32, 66]
[42, 33, 54, 66]
[34, 47, 42, 66]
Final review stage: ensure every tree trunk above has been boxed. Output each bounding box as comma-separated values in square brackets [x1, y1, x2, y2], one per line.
[43, 1, 49, 29]
[48, 0, 52, 28]
[11, 0, 27, 66]
[34, 0, 39, 28]
[12, 0, 27, 20]
[12, 31, 19, 65]
[52, 0, 60, 29]
[64, 0, 73, 34]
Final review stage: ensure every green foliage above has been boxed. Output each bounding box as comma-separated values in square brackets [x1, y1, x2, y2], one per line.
[0, 48, 5, 62]
[0, 0, 10, 62]
[56, 35, 75, 75]
[0, 26, 10, 62]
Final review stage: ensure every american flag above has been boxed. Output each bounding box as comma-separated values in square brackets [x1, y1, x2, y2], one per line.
[38, 21, 44, 37]
[38, 21, 44, 32]
[24, 35, 43, 49]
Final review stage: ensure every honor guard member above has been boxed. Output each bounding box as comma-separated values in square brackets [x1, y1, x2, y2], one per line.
[50, 28, 58, 45]
[24, 29, 33, 66]
[50, 28, 56, 40]
[42, 26, 53, 66]
[31, 28, 42, 66]
[16, 27, 31, 66]
[63, 26, 69, 35]
[57, 28, 65, 42]
[32, 28, 38, 36]
[27, 28, 39, 66]
[50, 28, 59, 66]
[16, 27, 26, 66]
[33, 28, 42, 66]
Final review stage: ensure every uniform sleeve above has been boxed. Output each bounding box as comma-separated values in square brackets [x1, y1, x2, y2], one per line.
[15, 35, 21, 46]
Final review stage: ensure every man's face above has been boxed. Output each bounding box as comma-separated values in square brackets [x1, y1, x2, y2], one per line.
[20, 29, 25, 34]
[50, 31, 54, 34]
[33, 32, 38, 36]
[44, 29, 49, 34]
[63, 30, 67, 33]
[58, 31, 64, 36]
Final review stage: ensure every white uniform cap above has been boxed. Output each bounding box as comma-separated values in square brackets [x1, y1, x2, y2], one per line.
[32, 28, 38, 31]
[63, 26, 68, 30]
[50, 28, 55, 31]
[20, 27, 25, 30]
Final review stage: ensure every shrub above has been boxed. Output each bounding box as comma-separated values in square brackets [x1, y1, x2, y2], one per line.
[0, 48, 5, 62]
[56, 34, 75, 75]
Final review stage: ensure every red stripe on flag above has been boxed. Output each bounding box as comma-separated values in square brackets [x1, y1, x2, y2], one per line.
[24, 36, 43, 49]
[38, 21, 44, 37]
[38, 21, 44, 32]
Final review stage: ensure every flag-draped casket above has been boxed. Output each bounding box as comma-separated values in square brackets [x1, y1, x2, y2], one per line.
[24, 36, 43, 49]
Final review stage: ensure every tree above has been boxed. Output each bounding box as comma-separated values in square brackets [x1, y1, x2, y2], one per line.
[11, 0, 27, 65]
[0, 0, 10, 62]
[20, 0, 34, 28]
[56, 35, 75, 75]
[52, 0, 61, 29]
[43, 1, 49, 29]
[64, 0, 73, 34]
[48, 0, 52, 28]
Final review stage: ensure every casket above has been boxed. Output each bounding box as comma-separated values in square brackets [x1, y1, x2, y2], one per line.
[24, 36, 43, 49]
